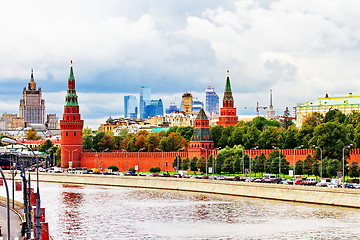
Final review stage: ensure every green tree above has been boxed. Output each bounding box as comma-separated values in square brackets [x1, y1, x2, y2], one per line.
[252, 153, 266, 175]
[281, 107, 294, 130]
[181, 157, 190, 171]
[323, 158, 341, 177]
[324, 109, 346, 123]
[295, 160, 303, 176]
[145, 133, 160, 152]
[210, 125, 224, 148]
[173, 156, 182, 170]
[98, 134, 116, 151]
[218, 125, 234, 148]
[159, 132, 187, 152]
[149, 166, 161, 173]
[242, 125, 260, 149]
[108, 165, 119, 172]
[190, 156, 198, 173]
[309, 121, 353, 159]
[348, 162, 359, 178]
[196, 156, 206, 173]
[83, 133, 93, 150]
[223, 156, 235, 175]
[92, 132, 105, 151]
[258, 126, 281, 149]
[39, 139, 53, 153]
[215, 147, 232, 174]
[280, 126, 298, 149]
[302, 154, 314, 176]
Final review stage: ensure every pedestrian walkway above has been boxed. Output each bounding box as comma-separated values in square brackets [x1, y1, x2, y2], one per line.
[0, 204, 22, 240]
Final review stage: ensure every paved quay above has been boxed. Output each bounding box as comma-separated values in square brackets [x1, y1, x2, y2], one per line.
[0, 203, 22, 240]
[15, 172, 360, 208]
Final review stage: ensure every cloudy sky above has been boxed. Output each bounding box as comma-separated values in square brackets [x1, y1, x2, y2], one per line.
[1, 0, 360, 129]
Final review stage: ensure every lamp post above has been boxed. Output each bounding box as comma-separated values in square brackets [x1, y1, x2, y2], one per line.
[242, 149, 245, 176]
[137, 148, 145, 176]
[313, 145, 323, 179]
[101, 148, 109, 171]
[342, 144, 353, 186]
[250, 146, 258, 178]
[156, 148, 164, 174]
[63, 148, 70, 167]
[212, 147, 221, 179]
[2, 137, 41, 240]
[177, 148, 184, 177]
[91, 148, 98, 170]
[272, 146, 281, 178]
[71, 148, 79, 169]
[200, 147, 209, 175]
[120, 149, 128, 172]
[293, 145, 303, 185]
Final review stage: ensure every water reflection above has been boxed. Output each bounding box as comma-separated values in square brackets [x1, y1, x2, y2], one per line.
[34, 183, 360, 240]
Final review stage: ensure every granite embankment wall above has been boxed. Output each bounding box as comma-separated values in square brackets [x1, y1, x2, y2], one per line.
[16, 173, 360, 208]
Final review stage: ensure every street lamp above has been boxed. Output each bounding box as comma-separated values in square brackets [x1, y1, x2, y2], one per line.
[137, 148, 145, 176]
[91, 148, 98, 170]
[177, 148, 185, 177]
[156, 148, 164, 174]
[212, 147, 221, 179]
[313, 145, 323, 179]
[250, 146, 258, 177]
[342, 144, 353, 186]
[2, 137, 41, 240]
[293, 145, 303, 185]
[120, 149, 128, 172]
[71, 148, 79, 169]
[101, 148, 109, 171]
[200, 147, 209, 175]
[272, 146, 281, 177]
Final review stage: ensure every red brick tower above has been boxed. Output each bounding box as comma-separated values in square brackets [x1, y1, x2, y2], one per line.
[217, 70, 238, 126]
[60, 61, 84, 168]
[188, 108, 214, 158]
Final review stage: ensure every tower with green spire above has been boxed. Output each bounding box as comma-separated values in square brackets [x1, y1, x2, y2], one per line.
[60, 61, 84, 168]
[188, 108, 214, 158]
[217, 70, 238, 126]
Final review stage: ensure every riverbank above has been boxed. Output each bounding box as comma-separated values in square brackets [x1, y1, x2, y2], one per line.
[8, 172, 357, 208]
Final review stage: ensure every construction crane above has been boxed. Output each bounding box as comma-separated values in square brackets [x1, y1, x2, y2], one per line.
[240, 102, 267, 115]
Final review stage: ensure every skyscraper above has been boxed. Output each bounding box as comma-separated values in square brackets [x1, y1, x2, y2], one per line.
[144, 99, 163, 118]
[217, 70, 238, 126]
[124, 95, 138, 118]
[192, 98, 204, 115]
[181, 92, 193, 115]
[205, 85, 219, 118]
[140, 86, 151, 119]
[19, 69, 45, 124]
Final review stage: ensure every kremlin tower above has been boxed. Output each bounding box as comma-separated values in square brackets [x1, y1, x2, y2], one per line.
[188, 108, 214, 158]
[60, 61, 84, 168]
[217, 70, 238, 126]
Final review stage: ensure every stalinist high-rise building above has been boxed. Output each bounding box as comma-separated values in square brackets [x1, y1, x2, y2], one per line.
[19, 69, 45, 124]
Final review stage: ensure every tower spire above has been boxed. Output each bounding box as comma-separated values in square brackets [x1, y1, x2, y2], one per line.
[217, 70, 238, 126]
[270, 90, 273, 108]
[28, 68, 36, 90]
[65, 61, 79, 107]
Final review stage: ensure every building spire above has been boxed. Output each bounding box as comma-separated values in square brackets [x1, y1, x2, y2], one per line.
[65, 61, 79, 107]
[69, 60, 74, 79]
[269, 90, 273, 108]
[28, 68, 36, 90]
[223, 70, 233, 101]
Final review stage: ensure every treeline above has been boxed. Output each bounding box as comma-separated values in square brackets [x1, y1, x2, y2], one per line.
[82, 126, 193, 152]
[212, 109, 360, 160]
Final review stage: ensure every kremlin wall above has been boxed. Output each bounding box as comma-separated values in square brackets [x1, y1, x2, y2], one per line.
[60, 64, 360, 171]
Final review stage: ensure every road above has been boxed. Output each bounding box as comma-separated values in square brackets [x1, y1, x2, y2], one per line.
[0, 205, 22, 240]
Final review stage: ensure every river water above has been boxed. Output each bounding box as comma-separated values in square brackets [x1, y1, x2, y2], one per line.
[2, 182, 360, 239]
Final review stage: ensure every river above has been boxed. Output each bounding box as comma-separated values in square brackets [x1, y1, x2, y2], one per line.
[2, 182, 360, 239]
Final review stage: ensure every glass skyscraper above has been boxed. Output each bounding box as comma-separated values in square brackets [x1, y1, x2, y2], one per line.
[140, 86, 151, 119]
[124, 95, 138, 118]
[205, 85, 219, 118]
[144, 99, 163, 118]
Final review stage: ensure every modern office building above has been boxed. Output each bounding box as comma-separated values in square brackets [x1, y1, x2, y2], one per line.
[124, 95, 138, 118]
[166, 102, 179, 114]
[295, 92, 360, 126]
[205, 85, 219, 118]
[144, 99, 163, 118]
[181, 92, 193, 115]
[192, 98, 204, 115]
[139, 86, 151, 119]
[19, 69, 45, 124]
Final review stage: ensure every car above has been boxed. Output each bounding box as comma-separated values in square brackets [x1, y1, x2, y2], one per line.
[302, 177, 318, 186]
[201, 175, 209, 179]
[172, 174, 182, 178]
[344, 183, 355, 188]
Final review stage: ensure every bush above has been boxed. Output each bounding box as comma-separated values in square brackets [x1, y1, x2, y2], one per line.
[128, 167, 136, 172]
[149, 166, 161, 173]
[108, 165, 119, 172]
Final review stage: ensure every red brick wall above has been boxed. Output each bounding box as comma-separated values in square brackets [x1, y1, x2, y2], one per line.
[79, 148, 360, 171]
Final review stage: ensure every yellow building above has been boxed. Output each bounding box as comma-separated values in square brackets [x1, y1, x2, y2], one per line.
[148, 113, 194, 127]
[295, 93, 360, 126]
[181, 92, 193, 115]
